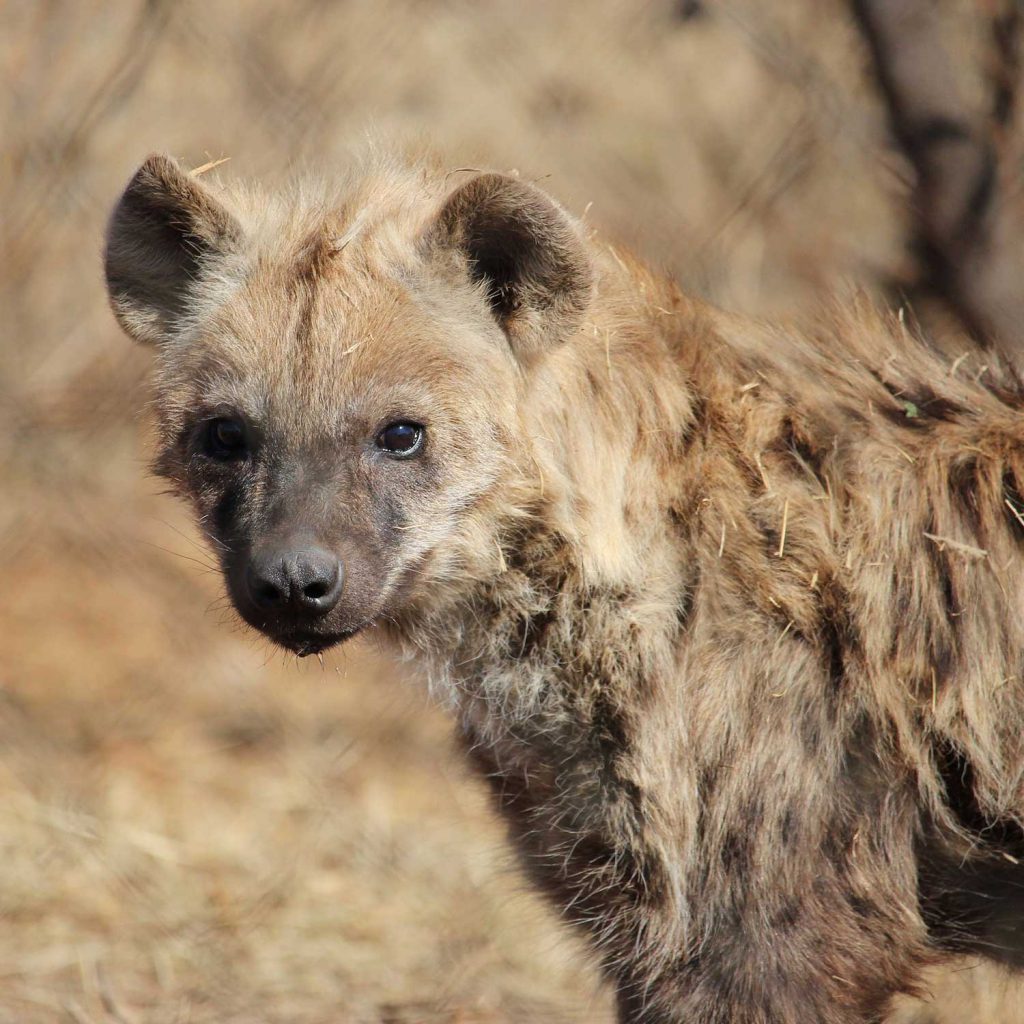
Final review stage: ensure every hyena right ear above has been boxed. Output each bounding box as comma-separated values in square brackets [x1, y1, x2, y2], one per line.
[428, 173, 593, 361]
[104, 154, 243, 345]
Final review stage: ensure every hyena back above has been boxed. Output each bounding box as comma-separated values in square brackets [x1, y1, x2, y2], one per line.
[105, 151, 1024, 1023]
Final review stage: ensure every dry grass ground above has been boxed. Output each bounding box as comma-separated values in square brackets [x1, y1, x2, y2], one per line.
[2, 1, 1023, 1020]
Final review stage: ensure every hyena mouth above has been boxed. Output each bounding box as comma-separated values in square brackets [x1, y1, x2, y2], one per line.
[277, 627, 362, 658]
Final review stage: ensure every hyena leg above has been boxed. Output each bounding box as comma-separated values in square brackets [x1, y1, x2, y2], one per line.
[611, 824, 928, 1023]
[613, 903, 925, 1024]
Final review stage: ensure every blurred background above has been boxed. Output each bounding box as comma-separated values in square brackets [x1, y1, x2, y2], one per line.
[2, 1, 1024, 1021]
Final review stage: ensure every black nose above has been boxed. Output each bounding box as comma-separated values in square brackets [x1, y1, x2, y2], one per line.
[246, 544, 344, 618]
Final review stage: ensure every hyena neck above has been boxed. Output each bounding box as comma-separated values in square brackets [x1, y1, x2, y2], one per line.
[411, 513, 688, 754]
[397, 271, 705, 744]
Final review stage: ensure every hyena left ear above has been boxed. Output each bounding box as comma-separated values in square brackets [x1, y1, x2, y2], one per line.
[430, 173, 593, 360]
[104, 154, 243, 346]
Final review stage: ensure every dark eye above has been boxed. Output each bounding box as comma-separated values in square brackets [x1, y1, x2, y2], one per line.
[205, 417, 249, 460]
[376, 421, 425, 458]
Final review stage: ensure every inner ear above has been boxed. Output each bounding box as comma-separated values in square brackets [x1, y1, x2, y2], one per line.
[432, 173, 592, 358]
[468, 223, 528, 324]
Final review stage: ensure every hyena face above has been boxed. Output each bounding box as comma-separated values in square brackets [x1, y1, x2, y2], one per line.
[105, 155, 591, 655]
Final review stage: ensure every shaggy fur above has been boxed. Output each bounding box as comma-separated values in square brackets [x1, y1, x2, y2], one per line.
[105, 149, 1024, 1023]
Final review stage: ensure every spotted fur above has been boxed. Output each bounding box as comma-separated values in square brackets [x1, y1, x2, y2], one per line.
[106, 149, 1024, 1023]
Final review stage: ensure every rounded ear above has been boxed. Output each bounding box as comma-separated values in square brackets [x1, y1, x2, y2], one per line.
[104, 154, 243, 345]
[429, 173, 592, 360]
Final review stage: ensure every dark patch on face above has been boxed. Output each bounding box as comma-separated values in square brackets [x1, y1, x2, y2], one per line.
[154, 420, 202, 484]
[213, 482, 244, 540]
[290, 281, 319, 357]
[366, 476, 412, 547]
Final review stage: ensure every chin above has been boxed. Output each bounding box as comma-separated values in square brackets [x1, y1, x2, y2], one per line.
[273, 628, 362, 657]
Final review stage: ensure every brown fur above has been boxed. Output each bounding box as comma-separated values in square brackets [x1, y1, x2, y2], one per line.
[106, 150, 1024, 1023]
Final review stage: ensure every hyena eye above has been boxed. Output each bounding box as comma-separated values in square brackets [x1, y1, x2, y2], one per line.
[376, 421, 425, 458]
[204, 417, 249, 461]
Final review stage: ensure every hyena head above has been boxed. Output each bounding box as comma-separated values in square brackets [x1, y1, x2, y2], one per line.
[105, 154, 592, 656]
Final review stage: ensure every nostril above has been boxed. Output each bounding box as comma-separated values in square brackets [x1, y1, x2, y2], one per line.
[298, 557, 341, 609]
[253, 579, 285, 606]
[303, 579, 331, 601]
[247, 558, 290, 610]
[295, 554, 342, 613]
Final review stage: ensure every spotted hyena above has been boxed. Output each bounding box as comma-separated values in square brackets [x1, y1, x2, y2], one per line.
[105, 151, 1024, 1023]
